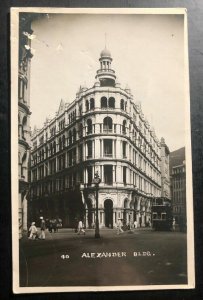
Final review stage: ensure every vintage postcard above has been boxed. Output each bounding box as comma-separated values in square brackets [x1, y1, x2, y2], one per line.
[11, 7, 195, 293]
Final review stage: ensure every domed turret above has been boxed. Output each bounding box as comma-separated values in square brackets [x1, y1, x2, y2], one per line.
[95, 47, 116, 87]
[100, 47, 111, 58]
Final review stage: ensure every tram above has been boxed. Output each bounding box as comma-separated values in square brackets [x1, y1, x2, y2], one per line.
[151, 197, 172, 231]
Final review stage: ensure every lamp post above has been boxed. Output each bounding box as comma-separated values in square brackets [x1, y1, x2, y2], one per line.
[93, 171, 101, 238]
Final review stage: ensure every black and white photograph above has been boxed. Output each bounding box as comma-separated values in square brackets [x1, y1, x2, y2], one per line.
[11, 8, 194, 293]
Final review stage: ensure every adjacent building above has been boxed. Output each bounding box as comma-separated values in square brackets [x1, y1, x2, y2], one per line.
[170, 147, 186, 230]
[18, 14, 33, 237]
[30, 47, 162, 228]
[160, 137, 171, 201]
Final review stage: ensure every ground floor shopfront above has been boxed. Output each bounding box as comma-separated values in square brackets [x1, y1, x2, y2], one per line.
[29, 187, 153, 229]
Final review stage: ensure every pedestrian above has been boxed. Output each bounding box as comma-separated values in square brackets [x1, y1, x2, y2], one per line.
[117, 218, 123, 235]
[77, 220, 85, 235]
[172, 218, 176, 231]
[28, 222, 38, 240]
[134, 220, 138, 229]
[52, 219, 57, 233]
[48, 219, 53, 233]
[39, 216, 46, 240]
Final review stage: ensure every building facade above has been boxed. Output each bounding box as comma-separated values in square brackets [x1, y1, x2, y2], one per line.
[160, 137, 171, 201]
[171, 162, 186, 230]
[30, 48, 162, 228]
[18, 14, 33, 237]
[170, 147, 186, 230]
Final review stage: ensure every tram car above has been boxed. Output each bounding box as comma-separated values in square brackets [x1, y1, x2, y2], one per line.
[152, 197, 172, 231]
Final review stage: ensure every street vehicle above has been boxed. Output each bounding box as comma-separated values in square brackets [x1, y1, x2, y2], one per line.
[152, 197, 172, 231]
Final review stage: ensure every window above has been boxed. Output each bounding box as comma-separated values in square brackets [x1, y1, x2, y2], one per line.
[123, 141, 127, 158]
[85, 100, 89, 112]
[69, 130, 72, 145]
[79, 123, 83, 138]
[87, 141, 93, 158]
[63, 135, 66, 148]
[53, 141, 56, 154]
[59, 137, 62, 151]
[73, 128, 76, 142]
[87, 166, 93, 185]
[87, 119, 92, 134]
[90, 98, 95, 110]
[120, 99, 124, 110]
[101, 97, 107, 108]
[104, 139, 112, 157]
[122, 120, 126, 134]
[104, 165, 113, 185]
[69, 150, 72, 166]
[123, 166, 127, 185]
[103, 117, 112, 132]
[109, 97, 115, 108]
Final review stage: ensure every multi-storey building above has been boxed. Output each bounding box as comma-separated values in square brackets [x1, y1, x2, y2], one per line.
[30, 47, 162, 228]
[18, 14, 33, 237]
[170, 147, 186, 230]
[160, 137, 171, 200]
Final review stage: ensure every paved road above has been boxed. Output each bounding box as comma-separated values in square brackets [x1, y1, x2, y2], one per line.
[19, 228, 187, 287]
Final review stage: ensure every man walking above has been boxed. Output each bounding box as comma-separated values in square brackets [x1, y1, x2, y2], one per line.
[39, 216, 46, 240]
[117, 218, 123, 235]
[77, 220, 85, 235]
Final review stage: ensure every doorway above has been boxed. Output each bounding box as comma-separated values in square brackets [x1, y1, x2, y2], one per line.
[104, 199, 113, 228]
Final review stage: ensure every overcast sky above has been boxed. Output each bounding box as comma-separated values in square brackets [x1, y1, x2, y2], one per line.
[29, 13, 186, 151]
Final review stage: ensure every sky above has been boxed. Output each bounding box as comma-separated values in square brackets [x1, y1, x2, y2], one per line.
[29, 13, 186, 151]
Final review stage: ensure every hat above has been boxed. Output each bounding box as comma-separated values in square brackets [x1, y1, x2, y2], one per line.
[40, 216, 43, 220]
[32, 222, 35, 225]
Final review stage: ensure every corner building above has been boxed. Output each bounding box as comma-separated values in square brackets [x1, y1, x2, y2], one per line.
[30, 48, 162, 228]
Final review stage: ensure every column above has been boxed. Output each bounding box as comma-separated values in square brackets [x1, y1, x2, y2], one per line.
[101, 139, 103, 157]
[112, 139, 114, 158]
[114, 140, 116, 158]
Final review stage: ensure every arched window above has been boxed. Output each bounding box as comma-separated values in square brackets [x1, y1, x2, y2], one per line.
[73, 128, 76, 142]
[122, 120, 127, 134]
[101, 97, 107, 108]
[103, 117, 113, 132]
[109, 97, 115, 109]
[120, 99, 124, 110]
[125, 102, 127, 111]
[50, 143, 53, 155]
[90, 98, 95, 110]
[69, 130, 72, 145]
[87, 119, 92, 134]
[86, 100, 89, 112]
